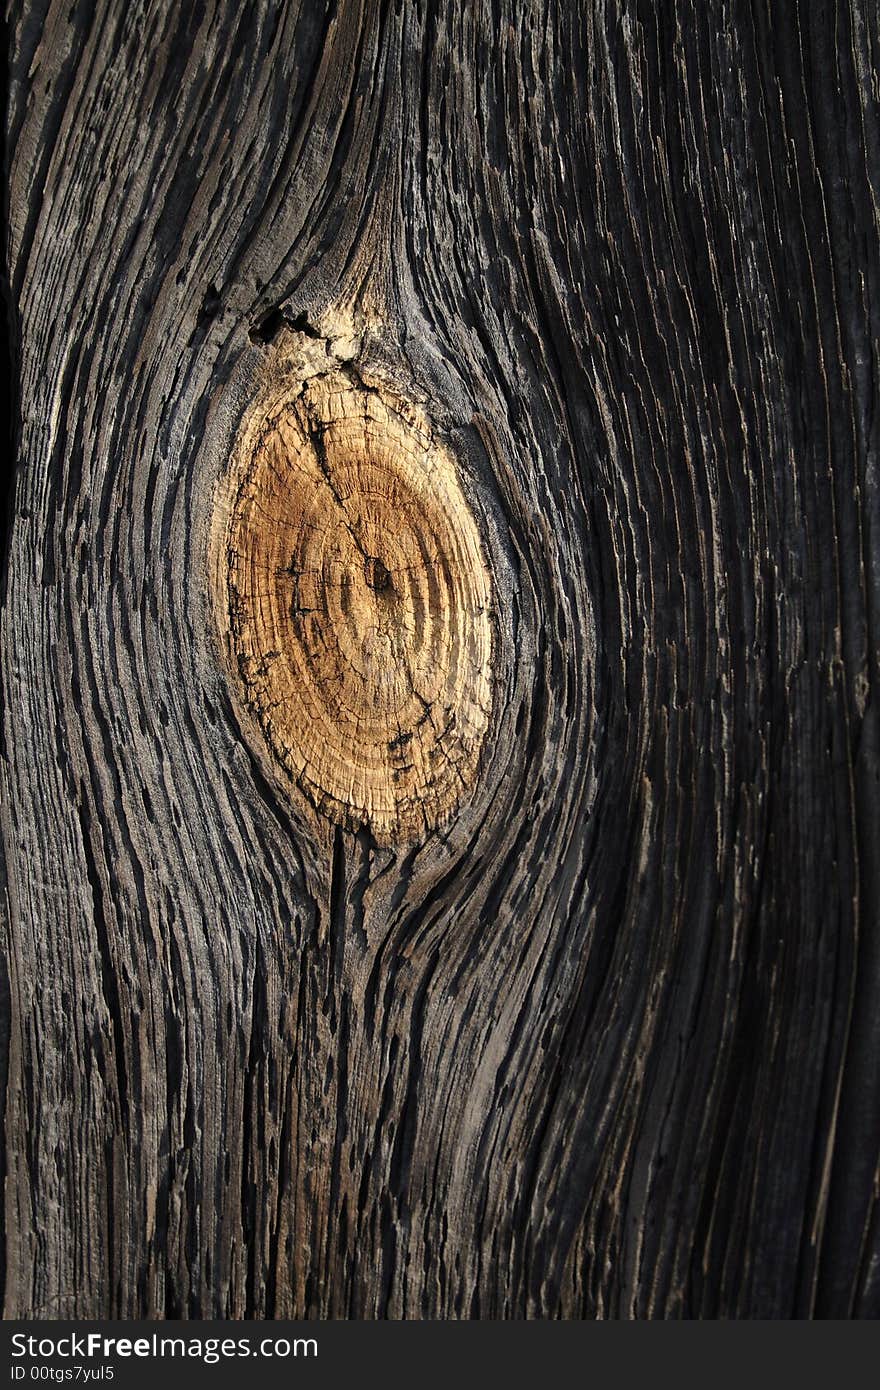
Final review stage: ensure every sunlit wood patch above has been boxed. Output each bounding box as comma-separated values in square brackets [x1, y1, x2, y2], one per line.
[214, 368, 494, 843]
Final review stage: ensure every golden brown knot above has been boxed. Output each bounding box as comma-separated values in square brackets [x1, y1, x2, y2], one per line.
[215, 369, 494, 843]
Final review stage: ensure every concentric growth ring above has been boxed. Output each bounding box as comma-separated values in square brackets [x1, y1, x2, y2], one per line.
[220, 370, 494, 842]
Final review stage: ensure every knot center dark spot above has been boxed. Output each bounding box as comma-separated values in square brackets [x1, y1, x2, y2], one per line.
[364, 556, 392, 592]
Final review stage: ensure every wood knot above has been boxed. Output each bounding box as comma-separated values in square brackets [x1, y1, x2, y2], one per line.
[215, 369, 494, 843]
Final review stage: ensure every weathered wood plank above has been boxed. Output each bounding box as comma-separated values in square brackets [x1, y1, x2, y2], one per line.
[1, 0, 879, 1318]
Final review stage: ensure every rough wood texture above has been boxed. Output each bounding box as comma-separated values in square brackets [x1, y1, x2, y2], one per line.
[2, 0, 879, 1319]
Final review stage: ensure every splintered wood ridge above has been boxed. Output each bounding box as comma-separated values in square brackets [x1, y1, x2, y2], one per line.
[216, 368, 494, 842]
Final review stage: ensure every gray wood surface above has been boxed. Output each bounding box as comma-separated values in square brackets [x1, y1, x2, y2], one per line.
[2, 0, 879, 1318]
